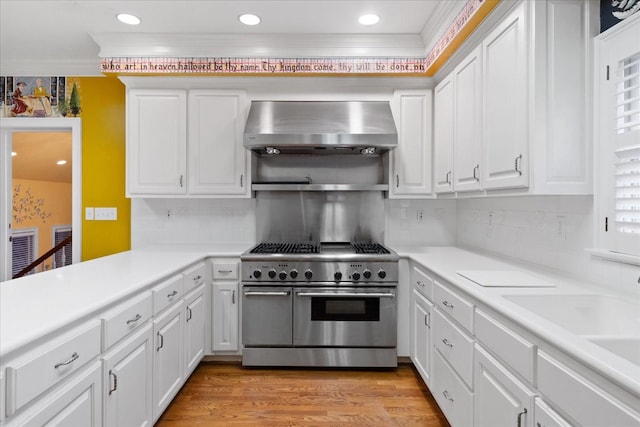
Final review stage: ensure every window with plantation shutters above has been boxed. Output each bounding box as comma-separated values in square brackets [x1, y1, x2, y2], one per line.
[52, 226, 72, 269]
[595, 17, 640, 263]
[11, 228, 38, 277]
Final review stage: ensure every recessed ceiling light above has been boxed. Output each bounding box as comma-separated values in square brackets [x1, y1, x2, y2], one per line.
[57, 160, 67, 165]
[239, 13, 261, 26]
[117, 13, 141, 25]
[11, 151, 17, 157]
[359, 14, 380, 26]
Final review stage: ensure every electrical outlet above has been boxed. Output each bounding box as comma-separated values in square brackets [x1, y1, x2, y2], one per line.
[417, 210, 425, 222]
[85, 207, 94, 220]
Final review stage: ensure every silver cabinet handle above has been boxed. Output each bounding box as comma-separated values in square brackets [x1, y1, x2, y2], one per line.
[244, 291, 290, 297]
[232, 290, 236, 304]
[179, 174, 184, 187]
[193, 275, 202, 282]
[167, 290, 178, 298]
[217, 270, 233, 274]
[396, 174, 399, 188]
[517, 408, 527, 427]
[515, 154, 523, 175]
[442, 300, 454, 309]
[424, 313, 431, 328]
[442, 390, 454, 402]
[240, 174, 244, 187]
[446, 171, 452, 185]
[157, 332, 164, 351]
[473, 164, 479, 181]
[442, 338, 453, 348]
[416, 280, 425, 287]
[297, 291, 395, 298]
[126, 313, 142, 325]
[186, 306, 193, 322]
[108, 370, 118, 395]
[54, 352, 79, 369]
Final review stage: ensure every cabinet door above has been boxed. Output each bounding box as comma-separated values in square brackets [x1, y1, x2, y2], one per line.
[188, 90, 249, 196]
[454, 46, 483, 192]
[474, 344, 535, 427]
[212, 281, 239, 351]
[482, 3, 529, 190]
[411, 289, 433, 385]
[184, 285, 205, 375]
[103, 323, 153, 427]
[433, 75, 455, 194]
[127, 89, 187, 195]
[153, 301, 184, 422]
[390, 89, 433, 197]
[19, 362, 102, 427]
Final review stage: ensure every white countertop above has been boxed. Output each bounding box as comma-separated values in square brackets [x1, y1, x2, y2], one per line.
[0, 243, 249, 359]
[393, 245, 640, 398]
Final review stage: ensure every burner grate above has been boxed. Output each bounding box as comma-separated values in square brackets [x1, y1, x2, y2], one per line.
[250, 242, 319, 254]
[351, 242, 390, 254]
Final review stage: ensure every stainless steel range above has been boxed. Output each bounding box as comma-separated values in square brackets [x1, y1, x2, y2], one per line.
[241, 241, 399, 368]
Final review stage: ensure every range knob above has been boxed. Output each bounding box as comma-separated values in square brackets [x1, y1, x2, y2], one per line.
[304, 270, 313, 280]
[268, 269, 277, 279]
[290, 269, 299, 279]
[363, 269, 372, 280]
[334, 271, 343, 282]
[378, 269, 387, 279]
[352, 272, 361, 281]
[253, 269, 262, 279]
[279, 271, 288, 280]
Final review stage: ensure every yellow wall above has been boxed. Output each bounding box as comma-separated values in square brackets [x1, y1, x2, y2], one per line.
[68, 77, 130, 260]
[12, 178, 72, 270]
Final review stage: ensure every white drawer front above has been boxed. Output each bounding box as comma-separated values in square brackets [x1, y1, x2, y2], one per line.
[433, 349, 474, 427]
[434, 308, 475, 388]
[412, 265, 433, 301]
[434, 280, 474, 333]
[538, 351, 640, 427]
[212, 262, 238, 280]
[153, 275, 184, 315]
[183, 263, 206, 294]
[534, 398, 573, 427]
[102, 291, 152, 350]
[475, 308, 535, 383]
[5, 322, 102, 416]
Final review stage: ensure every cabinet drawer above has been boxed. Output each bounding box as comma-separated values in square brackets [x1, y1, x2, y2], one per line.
[534, 398, 573, 427]
[212, 262, 238, 280]
[433, 349, 473, 427]
[153, 274, 184, 315]
[538, 351, 640, 426]
[183, 262, 206, 294]
[5, 322, 101, 416]
[475, 309, 535, 383]
[433, 309, 475, 388]
[101, 291, 152, 350]
[412, 265, 433, 300]
[433, 280, 474, 332]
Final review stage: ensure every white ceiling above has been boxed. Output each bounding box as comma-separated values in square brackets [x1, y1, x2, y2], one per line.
[0, 1, 466, 76]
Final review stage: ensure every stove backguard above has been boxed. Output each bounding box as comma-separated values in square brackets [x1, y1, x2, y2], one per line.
[255, 191, 385, 244]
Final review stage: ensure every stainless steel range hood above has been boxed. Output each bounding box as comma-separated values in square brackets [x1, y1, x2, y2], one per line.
[243, 101, 397, 155]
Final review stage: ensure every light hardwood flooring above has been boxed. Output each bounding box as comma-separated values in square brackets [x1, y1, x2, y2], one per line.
[156, 362, 450, 426]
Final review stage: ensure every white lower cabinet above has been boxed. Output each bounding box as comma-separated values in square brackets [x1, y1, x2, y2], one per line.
[432, 349, 474, 427]
[211, 281, 239, 352]
[474, 344, 535, 427]
[184, 285, 206, 376]
[152, 300, 185, 422]
[102, 323, 153, 427]
[12, 361, 102, 427]
[411, 289, 433, 385]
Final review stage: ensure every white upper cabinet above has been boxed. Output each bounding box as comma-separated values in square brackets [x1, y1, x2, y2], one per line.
[433, 75, 455, 194]
[482, 2, 528, 190]
[127, 89, 188, 196]
[390, 89, 433, 198]
[125, 83, 250, 198]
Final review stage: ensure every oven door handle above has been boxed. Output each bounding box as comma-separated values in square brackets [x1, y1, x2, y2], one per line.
[244, 291, 291, 297]
[296, 291, 395, 298]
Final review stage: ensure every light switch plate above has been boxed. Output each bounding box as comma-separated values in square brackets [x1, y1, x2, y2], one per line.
[85, 207, 94, 220]
[95, 207, 117, 221]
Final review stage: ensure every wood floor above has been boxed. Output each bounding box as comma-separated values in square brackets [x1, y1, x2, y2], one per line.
[156, 362, 450, 427]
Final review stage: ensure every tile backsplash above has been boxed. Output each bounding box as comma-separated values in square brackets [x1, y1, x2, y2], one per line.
[385, 199, 457, 246]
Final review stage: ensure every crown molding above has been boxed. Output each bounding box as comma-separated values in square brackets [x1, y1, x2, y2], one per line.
[420, 1, 469, 55]
[0, 58, 103, 77]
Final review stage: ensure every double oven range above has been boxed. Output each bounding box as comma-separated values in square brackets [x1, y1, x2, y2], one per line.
[241, 241, 399, 367]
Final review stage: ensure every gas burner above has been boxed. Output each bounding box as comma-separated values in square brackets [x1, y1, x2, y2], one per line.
[351, 242, 390, 254]
[250, 242, 319, 254]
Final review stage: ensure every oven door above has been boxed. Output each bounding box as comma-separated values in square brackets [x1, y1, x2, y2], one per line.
[242, 286, 293, 347]
[293, 287, 397, 347]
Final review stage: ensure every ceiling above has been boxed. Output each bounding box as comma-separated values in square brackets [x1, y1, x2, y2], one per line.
[0, 1, 467, 76]
[12, 132, 72, 184]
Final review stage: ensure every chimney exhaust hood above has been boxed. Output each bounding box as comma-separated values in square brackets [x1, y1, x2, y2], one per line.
[243, 101, 398, 155]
